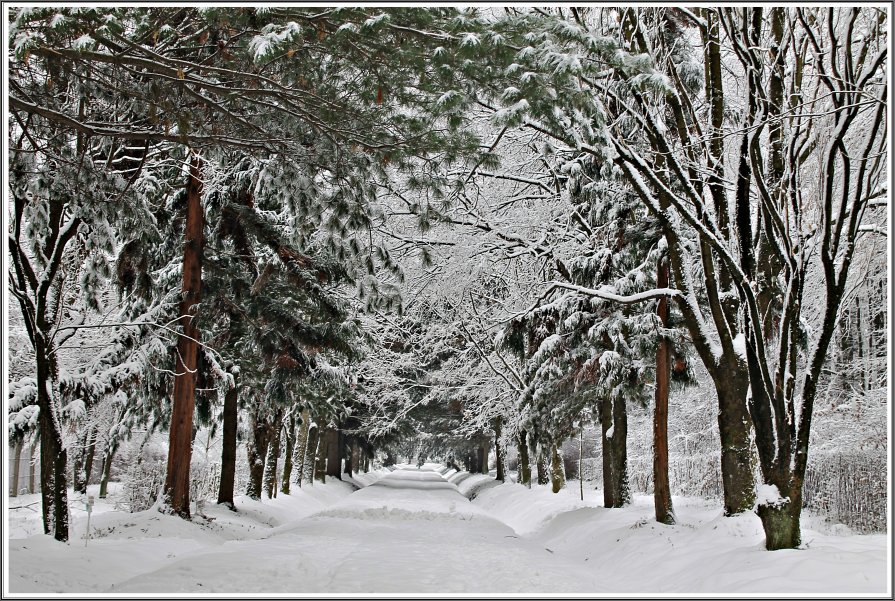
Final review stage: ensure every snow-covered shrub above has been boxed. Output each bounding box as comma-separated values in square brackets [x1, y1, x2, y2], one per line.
[119, 460, 165, 513]
[803, 451, 887, 533]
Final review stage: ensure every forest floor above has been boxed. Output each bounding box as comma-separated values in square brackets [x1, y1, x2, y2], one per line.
[6, 465, 889, 595]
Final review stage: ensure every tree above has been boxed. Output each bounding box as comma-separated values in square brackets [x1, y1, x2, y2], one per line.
[492, 6, 886, 548]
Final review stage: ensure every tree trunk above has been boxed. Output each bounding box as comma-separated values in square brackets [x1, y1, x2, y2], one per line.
[281, 413, 296, 495]
[11, 440, 23, 497]
[314, 428, 328, 483]
[757, 494, 801, 551]
[246, 410, 271, 500]
[325, 429, 342, 479]
[550, 443, 565, 493]
[579, 425, 584, 501]
[536, 445, 549, 485]
[350, 442, 360, 477]
[217, 383, 238, 508]
[294, 410, 311, 487]
[343, 438, 354, 475]
[653, 257, 675, 525]
[304, 425, 318, 485]
[601, 397, 630, 508]
[493, 418, 505, 482]
[73, 424, 94, 494]
[163, 154, 204, 518]
[517, 429, 531, 487]
[263, 410, 283, 499]
[98, 441, 116, 499]
[477, 439, 488, 475]
[29, 443, 37, 494]
[83, 429, 97, 487]
[715, 371, 755, 515]
[36, 337, 69, 541]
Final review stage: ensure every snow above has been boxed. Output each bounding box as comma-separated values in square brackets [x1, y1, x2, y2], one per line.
[6, 468, 888, 595]
[756, 483, 788, 507]
[733, 332, 747, 360]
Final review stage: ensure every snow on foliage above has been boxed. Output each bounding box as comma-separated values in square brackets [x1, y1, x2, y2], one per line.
[248, 22, 301, 62]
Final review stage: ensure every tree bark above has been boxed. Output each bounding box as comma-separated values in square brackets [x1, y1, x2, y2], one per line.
[716, 371, 755, 515]
[164, 154, 204, 518]
[83, 428, 97, 487]
[217, 383, 238, 508]
[325, 429, 342, 479]
[11, 440, 23, 497]
[343, 438, 354, 475]
[601, 397, 630, 508]
[493, 418, 505, 482]
[73, 424, 93, 494]
[263, 410, 283, 498]
[478, 438, 489, 475]
[29, 443, 37, 494]
[294, 409, 311, 487]
[36, 337, 69, 541]
[536, 445, 549, 485]
[281, 413, 296, 495]
[314, 428, 328, 483]
[653, 257, 675, 524]
[246, 410, 271, 499]
[517, 429, 531, 487]
[98, 441, 116, 499]
[550, 443, 565, 493]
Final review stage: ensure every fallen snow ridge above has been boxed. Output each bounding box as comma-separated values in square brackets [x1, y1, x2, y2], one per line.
[7, 466, 888, 595]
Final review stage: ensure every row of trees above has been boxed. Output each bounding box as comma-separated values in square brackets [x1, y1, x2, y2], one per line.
[348, 6, 888, 551]
[8, 6, 887, 552]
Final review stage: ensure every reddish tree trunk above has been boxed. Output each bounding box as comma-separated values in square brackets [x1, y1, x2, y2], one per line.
[164, 154, 204, 518]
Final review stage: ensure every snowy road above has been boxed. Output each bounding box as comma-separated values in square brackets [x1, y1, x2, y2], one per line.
[105, 467, 600, 594]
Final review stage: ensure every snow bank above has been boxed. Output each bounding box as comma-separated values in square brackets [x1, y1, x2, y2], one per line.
[472, 481, 888, 595]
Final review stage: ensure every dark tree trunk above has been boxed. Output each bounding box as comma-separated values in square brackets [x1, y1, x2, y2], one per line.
[217, 384, 238, 508]
[304, 426, 318, 484]
[550, 443, 565, 493]
[246, 411, 271, 500]
[36, 338, 69, 541]
[98, 441, 117, 499]
[600, 397, 630, 508]
[325, 429, 342, 479]
[281, 413, 296, 495]
[653, 258, 675, 525]
[73, 424, 93, 494]
[343, 439, 355, 476]
[493, 418, 505, 482]
[536, 445, 549, 485]
[263, 410, 283, 498]
[715, 370, 755, 515]
[314, 428, 328, 483]
[83, 429, 97, 487]
[295, 410, 311, 487]
[517, 429, 531, 487]
[29, 443, 37, 494]
[350, 442, 360, 477]
[11, 440, 23, 497]
[477, 439, 487, 475]
[164, 155, 204, 518]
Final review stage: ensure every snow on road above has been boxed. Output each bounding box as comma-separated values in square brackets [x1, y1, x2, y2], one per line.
[106, 467, 601, 594]
[6, 466, 889, 595]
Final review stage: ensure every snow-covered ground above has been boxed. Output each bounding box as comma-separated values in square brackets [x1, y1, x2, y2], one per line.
[6, 465, 889, 595]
